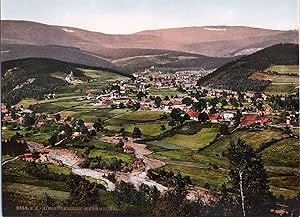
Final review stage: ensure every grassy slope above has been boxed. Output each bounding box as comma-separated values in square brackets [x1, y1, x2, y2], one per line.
[116, 110, 165, 121]
[262, 138, 299, 167]
[160, 127, 219, 150]
[198, 44, 299, 92]
[149, 127, 299, 198]
[106, 121, 172, 136]
[2, 160, 132, 209]
[203, 129, 288, 153]
[250, 65, 299, 95]
[161, 164, 228, 190]
[14, 67, 130, 123]
[3, 182, 70, 202]
[266, 65, 299, 74]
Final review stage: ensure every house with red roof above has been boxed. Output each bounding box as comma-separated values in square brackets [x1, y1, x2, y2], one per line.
[3, 114, 12, 122]
[140, 99, 153, 110]
[171, 99, 183, 109]
[1, 103, 8, 114]
[86, 92, 94, 100]
[240, 113, 258, 126]
[240, 113, 271, 127]
[161, 100, 170, 106]
[99, 97, 113, 106]
[208, 113, 222, 123]
[22, 153, 34, 162]
[257, 116, 272, 125]
[187, 111, 200, 121]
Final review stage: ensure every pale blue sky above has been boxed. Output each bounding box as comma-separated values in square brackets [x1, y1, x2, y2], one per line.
[1, 0, 299, 34]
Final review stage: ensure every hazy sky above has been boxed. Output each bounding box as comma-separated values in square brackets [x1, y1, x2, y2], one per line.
[1, 0, 299, 34]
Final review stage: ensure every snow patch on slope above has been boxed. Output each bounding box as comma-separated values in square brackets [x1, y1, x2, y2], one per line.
[204, 27, 227, 31]
[62, 28, 75, 33]
[234, 48, 264, 56]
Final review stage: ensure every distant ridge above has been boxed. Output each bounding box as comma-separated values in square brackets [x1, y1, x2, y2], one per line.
[1, 44, 122, 73]
[1, 20, 298, 58]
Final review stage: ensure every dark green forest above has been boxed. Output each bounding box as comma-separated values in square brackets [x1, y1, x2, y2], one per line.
[197, 43, 299, 91]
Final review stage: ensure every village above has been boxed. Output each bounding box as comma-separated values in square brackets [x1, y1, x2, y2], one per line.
[1, 67, 298, 167]
[1, 66, 299, 210]
[2, 67, 298, 131]
[53, 68, 298, 129]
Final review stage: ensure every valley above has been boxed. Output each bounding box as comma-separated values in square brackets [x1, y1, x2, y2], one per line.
[1, 46, 299, 216]
[1, 17, 299, 216]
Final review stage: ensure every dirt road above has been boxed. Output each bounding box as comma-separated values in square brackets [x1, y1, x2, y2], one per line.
[101, 136, 167, 191]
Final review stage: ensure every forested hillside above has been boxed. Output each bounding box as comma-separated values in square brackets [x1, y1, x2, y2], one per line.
[1, 58, 123, 105]
[113, 52, 233, 72]
[2, 44, 233, 73]
[197, 43, 299, 91]
[1, 44, 124, 73]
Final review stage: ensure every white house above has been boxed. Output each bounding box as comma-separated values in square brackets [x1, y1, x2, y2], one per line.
[222, 112, 235, 121]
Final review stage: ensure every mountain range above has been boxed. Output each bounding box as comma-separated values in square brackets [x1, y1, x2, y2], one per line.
[1, 20, 298, 103]
[2, 20, 298, 58]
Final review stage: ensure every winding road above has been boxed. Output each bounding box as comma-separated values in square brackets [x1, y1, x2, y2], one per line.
[4, 138, 215, 202]
[100, 136, 168, 192]
[25, 137, 168, 192]
[2, 156, 20, 166]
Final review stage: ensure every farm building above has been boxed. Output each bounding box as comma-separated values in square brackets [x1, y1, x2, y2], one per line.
[1, 103, 8, 113]
[240, 113, 271, 127]
[123, 145, 135, 153]
[187, 111, 200, 121]
[208, 113, 222, 123]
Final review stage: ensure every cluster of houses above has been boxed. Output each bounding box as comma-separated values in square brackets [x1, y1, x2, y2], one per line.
[1, 103, 56, 127]
[79, 87, 285, 128]
[2, 103, 12, 122]
[186, 109, 272, 127]
[203, 87, 255, 99]
[239, 112, 271, 127]
[2, 65, 297, 134]
[21, 144, 84, 168]
[174, 70, 207, 89]
[1, 103, 36, 123]
[21, 151, 49, 163]
[133, 68, 209, 90]
[151, 75, 174, 88]
[140, 97, 192, 111]
[20, 141, 49, 163]
[122, 144, 146, 171]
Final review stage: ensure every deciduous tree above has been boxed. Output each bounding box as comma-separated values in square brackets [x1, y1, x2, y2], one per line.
[226, 139, 275, 216]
